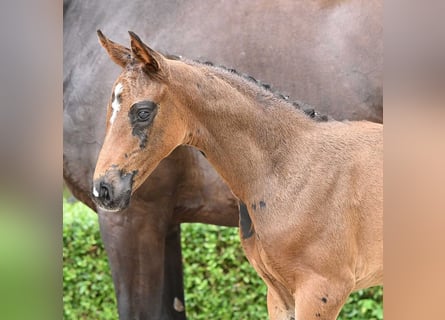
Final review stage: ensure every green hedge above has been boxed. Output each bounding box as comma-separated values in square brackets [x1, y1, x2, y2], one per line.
[63, 198, 382, 319]
[63, 199, 117, 320]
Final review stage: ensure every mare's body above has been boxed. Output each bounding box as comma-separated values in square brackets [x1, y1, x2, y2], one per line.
[64, 0, 382, 318]
[93, 33, 383, 320]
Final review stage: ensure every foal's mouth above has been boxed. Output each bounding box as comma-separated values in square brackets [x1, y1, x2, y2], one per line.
[91, 168, 137, 212]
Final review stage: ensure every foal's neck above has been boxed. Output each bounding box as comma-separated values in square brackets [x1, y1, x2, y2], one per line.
[170, 60, 318, 200]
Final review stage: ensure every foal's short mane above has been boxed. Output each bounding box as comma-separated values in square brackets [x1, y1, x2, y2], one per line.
[164, 54, 330, 122]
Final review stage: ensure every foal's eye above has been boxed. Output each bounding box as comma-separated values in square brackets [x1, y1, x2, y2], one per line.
[137, 109, 151, 121]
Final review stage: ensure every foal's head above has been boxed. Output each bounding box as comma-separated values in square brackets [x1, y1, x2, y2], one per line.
[92, 31, 188, 211]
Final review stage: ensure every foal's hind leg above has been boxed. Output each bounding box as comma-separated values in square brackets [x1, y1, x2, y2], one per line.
[293, 275, 354, 320]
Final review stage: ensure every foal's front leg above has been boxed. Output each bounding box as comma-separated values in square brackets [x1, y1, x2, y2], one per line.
[267, 287, 295, 320]
[293, 274, 354, 320]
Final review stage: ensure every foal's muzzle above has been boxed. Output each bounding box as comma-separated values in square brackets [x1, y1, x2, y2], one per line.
[92, 169, 137, 212]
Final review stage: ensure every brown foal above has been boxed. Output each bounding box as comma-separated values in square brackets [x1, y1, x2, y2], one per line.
[92, 31, 383, 320]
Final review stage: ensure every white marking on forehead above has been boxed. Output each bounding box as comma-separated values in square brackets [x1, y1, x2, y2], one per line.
[110, 83, 124, 125]
[92, 186, 99, 197]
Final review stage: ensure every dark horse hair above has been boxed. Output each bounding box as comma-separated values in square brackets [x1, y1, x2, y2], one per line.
[165, 54, 330, 122]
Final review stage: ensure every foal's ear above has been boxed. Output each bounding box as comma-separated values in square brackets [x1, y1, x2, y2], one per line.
[128, 31, 165, 76]
[97, 30, 131, 68]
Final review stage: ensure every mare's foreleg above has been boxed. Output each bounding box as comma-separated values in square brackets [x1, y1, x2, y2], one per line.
[98, 207, 186, 320]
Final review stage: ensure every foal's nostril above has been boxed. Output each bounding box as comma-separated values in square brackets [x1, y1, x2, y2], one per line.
[99, 182, 111, 201]
[92, 171, 134, 211]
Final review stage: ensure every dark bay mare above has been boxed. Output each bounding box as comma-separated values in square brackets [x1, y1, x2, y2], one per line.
[93, 31, 382, 320]
[63, 0, 382, 318]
